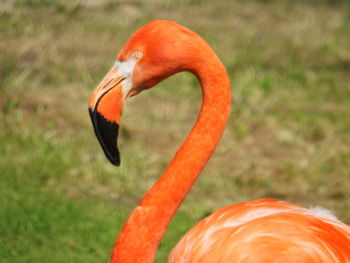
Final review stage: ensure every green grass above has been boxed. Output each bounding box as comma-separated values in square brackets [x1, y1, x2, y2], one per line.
[1, 0, 350, 262]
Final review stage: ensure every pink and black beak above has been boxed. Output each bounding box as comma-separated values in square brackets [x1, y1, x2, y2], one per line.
[89, 66, 126, 166]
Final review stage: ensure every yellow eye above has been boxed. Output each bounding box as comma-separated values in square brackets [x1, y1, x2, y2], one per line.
[132, 50, 144, 59]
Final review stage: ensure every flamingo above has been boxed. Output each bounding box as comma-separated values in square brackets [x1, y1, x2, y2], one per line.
[88, 20, 350, 263]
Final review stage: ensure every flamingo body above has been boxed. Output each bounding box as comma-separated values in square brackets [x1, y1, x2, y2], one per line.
[170, 199, 350, 262]
[88, 20, 350, 262]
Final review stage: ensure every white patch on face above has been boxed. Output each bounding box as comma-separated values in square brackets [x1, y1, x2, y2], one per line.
[114, 58, 137, 100]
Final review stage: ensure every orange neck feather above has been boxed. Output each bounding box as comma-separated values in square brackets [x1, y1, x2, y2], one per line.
[110, 44, 231, 263]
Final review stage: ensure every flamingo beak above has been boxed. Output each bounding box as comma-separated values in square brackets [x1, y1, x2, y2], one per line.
[88, 66, 127, 166]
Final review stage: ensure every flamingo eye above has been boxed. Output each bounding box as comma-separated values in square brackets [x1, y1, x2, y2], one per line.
[132, 50, 144, 59]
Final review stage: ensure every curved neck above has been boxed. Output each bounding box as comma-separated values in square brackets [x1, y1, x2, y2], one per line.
[111, 52, 231, 263]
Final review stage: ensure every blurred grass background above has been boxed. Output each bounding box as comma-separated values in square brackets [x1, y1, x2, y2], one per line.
[1, 0, 350, 261]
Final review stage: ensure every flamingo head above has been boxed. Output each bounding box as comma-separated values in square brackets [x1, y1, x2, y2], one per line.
[89, 20, 206, 166]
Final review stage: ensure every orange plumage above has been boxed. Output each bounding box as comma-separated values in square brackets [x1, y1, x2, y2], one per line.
[170, 199, 350, 262]
[88, 20, 350, 263]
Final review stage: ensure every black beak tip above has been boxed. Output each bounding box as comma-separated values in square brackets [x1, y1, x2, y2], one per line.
[109, 151, 121, 167]
[89, 108, 121, 167]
